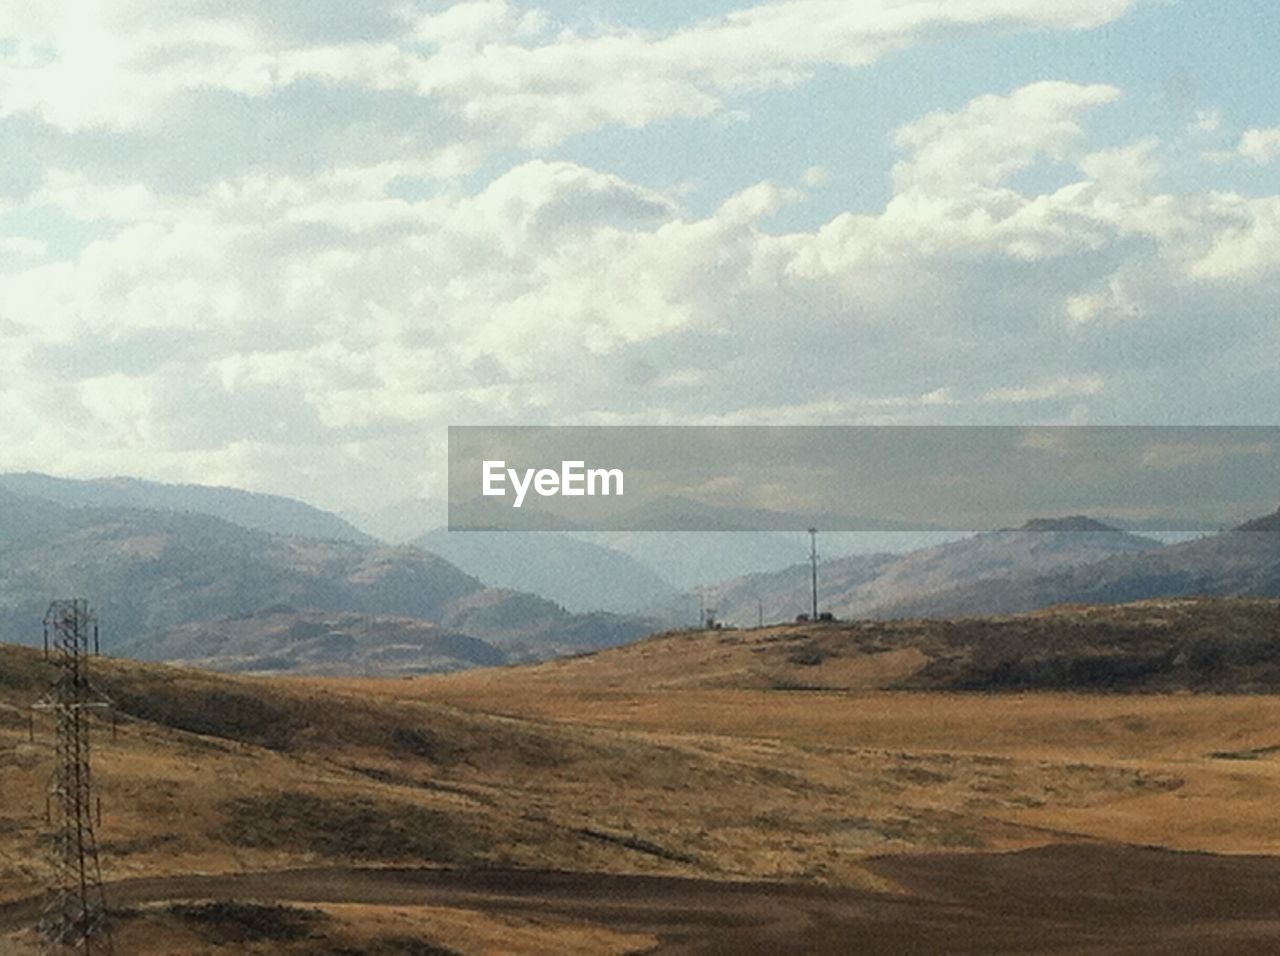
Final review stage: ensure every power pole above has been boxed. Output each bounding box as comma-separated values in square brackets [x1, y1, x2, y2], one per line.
[808, 528, 819, 620]
[33, 599, 114, 955]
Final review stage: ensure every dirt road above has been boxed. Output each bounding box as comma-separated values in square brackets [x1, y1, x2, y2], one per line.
[5, 845, 1280, 953]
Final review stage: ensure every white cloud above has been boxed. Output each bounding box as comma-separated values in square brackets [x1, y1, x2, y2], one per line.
[1238, 128, 1280, 166]
[982, 375, 1105, 405]
[0, 0, 1142, 151]
[5, 5, 1280, 509]
[891, 81, 1122, 193]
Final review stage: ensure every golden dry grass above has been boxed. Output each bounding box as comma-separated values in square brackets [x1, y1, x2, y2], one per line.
[7, 598, 1280, 951]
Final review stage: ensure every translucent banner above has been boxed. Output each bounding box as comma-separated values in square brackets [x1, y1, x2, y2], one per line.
[448, 426, 1280, 532]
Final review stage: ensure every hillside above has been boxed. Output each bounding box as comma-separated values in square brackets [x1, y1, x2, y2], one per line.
[0, 473, 371, 543]
[0, 506, 482, 649]
[695, 518, 1159, 625]
[886, 511, 1280, 618]
[414, 528, 677, 614]
[0, 493, 666, 668]
[12, 599, 1280, 950]
[438, 588, 660, 661]
[2, 641, 1170, 913]
[478, 597, 1280, 694]
[126, 608, 506, 676]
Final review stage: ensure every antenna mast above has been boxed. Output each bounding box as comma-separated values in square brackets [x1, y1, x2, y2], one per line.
[808, 528, 819, 621]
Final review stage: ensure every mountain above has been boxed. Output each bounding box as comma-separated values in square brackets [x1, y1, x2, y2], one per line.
[0, 490, 663, 669]
[129, 608, 505, 676]
[413, 529, 676, 614]
[849, 518, 1160, 618]
[888, 510, 1280, 619]
[438, 588, 660, 661]
[652, 551, 900, 627]
[582, 531, 817, 591]
[0, 487, 78, 544]
[691, 517, 1160, 625]
[343, 497, 447, 544]
[0, 504, 482, 649]
[0, 472, 371, 543]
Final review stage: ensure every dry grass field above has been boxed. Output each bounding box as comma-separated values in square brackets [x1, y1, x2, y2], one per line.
[6, 598, 1280, 951]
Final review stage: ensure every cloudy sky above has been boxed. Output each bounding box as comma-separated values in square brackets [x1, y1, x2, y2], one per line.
[1, 0, 1278, 511]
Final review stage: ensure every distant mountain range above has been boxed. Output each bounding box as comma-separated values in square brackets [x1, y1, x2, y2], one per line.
[0, 475, 660, 670]
[0, 503, 479, 648]
[0, 472, 371, 543]
[413, 529, 677, 614]
[6, 471, 1280, 676]
[346, 495, 961, 593]
[693, 517, 1164, 625]
[886, 512, 1280, 619]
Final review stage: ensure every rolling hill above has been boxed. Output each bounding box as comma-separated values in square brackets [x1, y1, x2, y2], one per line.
[452, 597, 1280, 694]
[125, 608, 506, 676]
[11, 599, 1280, 951]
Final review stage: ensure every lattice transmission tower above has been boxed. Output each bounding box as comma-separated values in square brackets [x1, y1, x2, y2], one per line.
[32, 599, 114, 954]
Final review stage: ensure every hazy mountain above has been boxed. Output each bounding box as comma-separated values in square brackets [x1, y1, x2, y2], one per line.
[581, 531, 815, 591]
[654, 552, 900, 627]
[690, 517, 1160, 625]
[343, 497, 447, 544]
[849, 517, 1160, 618]
[887, 510, 1280, 619]
[128, 608, 505, 676]
[0, 472, 371, 543]
[0, 504, 482, 649]
[0, 486, 78, 544]
[414, 529, 676, 614]
[439, 588, 660, 662]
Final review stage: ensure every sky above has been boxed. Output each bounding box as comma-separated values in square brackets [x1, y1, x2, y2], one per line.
[1, 0, 1279, 513]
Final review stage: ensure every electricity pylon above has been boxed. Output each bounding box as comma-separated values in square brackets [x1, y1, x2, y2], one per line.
[32, 599, 114, 954]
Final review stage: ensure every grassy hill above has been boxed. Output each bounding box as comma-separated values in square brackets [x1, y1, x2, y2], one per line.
[471, 597, 1280, 694]
[6, 640, 1149, 906]
[10, 597, 1280, 950]
[124, 608, 506, 676]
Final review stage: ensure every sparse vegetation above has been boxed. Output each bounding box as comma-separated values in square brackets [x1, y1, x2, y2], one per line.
[219, 792, 483, 863]
[161, 900, 323, 944]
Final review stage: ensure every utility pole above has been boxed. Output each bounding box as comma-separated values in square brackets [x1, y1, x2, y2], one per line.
[757, 599, 763, 629]
[809, 528, 819, 620]
[33, 599, 114, 955]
